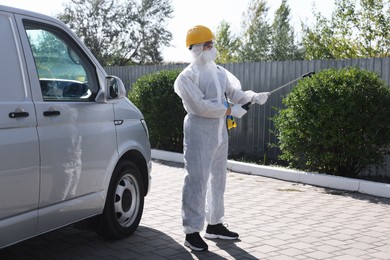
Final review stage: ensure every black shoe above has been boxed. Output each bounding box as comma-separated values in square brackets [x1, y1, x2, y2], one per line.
[184, 232, 208, 251]
[204, 223, 239, 240]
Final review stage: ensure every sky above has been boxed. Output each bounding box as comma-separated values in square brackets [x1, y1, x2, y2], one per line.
[0, 0, 334, 63]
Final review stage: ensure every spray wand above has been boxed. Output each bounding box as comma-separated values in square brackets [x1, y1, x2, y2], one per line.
[242, 71, 315, 110]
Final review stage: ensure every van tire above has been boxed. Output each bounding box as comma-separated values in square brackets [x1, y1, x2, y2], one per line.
[98, 160, 144, 239]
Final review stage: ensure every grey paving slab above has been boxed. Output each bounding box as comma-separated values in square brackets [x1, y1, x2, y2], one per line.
[1, 160, 390, 259]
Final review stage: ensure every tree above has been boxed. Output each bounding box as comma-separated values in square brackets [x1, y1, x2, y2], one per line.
[302, 0, 389, 59]
[238, 0, 272, 61]
[356, 0, 390, 57]
[57, 0, 173, 66]
[270, 0, 304, 61]
[301, 13, 339, 60]
[214, 20, 240, 64]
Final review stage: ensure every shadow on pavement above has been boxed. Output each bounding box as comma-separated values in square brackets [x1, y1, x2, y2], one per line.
[213, 239, 259, 260]
[153, 159, 184, 168]
[0, 225, 194, 259]
[323, 189, 390, 205]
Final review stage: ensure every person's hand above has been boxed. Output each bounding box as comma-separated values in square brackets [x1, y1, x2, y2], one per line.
[252, 92, 270, 105]
[230, 104, 247, 118]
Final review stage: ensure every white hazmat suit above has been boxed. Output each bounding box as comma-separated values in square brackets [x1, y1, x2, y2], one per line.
[174, 43, 268, 234]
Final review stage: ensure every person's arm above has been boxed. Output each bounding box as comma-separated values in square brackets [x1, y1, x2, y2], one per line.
[223, 67, 269, 105]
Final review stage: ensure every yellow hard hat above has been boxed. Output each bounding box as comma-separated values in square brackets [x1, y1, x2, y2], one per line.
[186, 25, 215, 48]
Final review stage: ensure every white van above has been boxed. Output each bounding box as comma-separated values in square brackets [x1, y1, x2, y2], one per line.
[0, 5, 152, 248]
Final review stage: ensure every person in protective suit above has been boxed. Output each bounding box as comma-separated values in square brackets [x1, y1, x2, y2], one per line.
[174, 25, 270, 252]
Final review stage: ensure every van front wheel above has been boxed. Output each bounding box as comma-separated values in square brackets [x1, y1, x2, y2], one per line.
[98, 161, 144, 239]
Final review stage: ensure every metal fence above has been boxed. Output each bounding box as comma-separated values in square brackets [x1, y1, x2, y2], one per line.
[105, 57, 390, 178]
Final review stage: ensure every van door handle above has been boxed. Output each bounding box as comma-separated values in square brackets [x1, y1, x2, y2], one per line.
[43, 111, 61, 117]
[9, 112, 29, 118]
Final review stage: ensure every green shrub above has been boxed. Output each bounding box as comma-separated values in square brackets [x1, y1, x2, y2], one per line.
[128, 69, 185, 153]
[273, 67, 390, 177]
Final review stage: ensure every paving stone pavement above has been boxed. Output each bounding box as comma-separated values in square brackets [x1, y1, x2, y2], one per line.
[1, 160, 390, 260]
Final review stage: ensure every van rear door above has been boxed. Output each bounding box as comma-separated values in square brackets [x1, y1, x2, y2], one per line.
[0, 11, 40, 247]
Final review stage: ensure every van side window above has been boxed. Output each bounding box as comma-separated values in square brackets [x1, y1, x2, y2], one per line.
[24, 23, 99, 101]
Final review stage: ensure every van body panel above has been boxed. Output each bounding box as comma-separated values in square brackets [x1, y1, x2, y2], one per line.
[0, 9, 40, 245]
[114, 99, 152, 163]
[0, 5, 151, 249]
[36, 102, 117, 205]
[36, 191, 104, 234]
[0, 211, 38, 248]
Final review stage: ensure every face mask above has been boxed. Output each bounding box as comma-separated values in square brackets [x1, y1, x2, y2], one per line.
[202, 47, 217, 63]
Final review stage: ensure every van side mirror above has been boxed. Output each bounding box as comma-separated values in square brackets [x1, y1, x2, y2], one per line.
[106, 76, 126, 99]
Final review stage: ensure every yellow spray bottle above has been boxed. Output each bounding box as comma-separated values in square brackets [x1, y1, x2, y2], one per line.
[224, 93, 237, 129]
[226, 114, 236, 129]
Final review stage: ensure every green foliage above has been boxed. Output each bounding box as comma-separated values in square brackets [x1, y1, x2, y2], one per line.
[57, 0, 173, 66]
[270, 0, 304, 61]
[239, 0, 272, 61]
[357, 0, 390, 57]
[273, 67, 390, 177]
[128, 70, 185, 152]
[302, 0, 389, 59]
[237, 0, 304, 62]
[215, 21, 240, 64]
